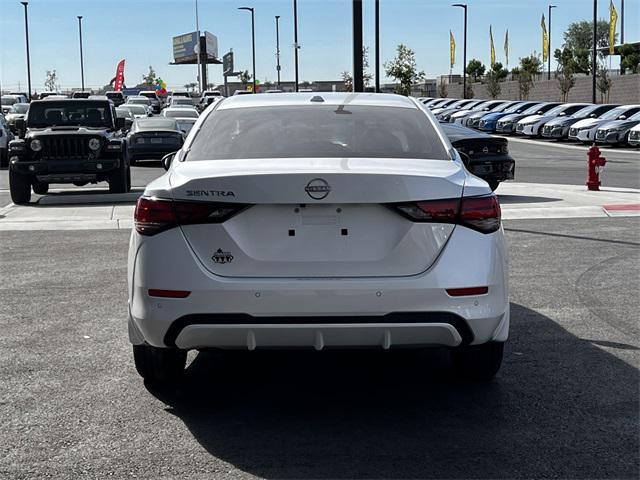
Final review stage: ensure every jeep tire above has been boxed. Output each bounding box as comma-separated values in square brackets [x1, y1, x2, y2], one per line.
[9, 169, 32, 204]
[452, 341, 504, 381]
[32, 181, 49, 195]
[133, 344, 186, 384]
[109, 160, 131, 194]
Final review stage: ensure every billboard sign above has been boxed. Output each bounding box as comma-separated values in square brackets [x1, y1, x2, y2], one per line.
[223, 51, 234, 75]
[173, 32, 198, 62]
[205, 32, 218, 60]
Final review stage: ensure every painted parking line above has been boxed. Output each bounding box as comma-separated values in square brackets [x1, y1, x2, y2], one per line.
[603, 203, 640, 217]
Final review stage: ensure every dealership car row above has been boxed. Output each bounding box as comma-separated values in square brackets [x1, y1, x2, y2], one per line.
[418, 96, 640, 147]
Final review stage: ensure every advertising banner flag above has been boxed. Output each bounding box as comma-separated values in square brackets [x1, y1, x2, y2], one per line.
[504, 30, 509, 68]
[609, 0, 618, 54]
[490, 25, 496, 67]
[450, 31, 456, 68]
[541, 15, 549, 62]
[114, 60, 125, 92]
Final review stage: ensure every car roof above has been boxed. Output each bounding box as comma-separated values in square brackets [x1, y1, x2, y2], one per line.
[30, 99, 110, 105]
[218, 92, 418, 110]
[134, 118, 178, 130]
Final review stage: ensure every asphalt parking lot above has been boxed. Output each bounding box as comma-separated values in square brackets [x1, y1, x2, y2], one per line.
[0, 139, 639, 479]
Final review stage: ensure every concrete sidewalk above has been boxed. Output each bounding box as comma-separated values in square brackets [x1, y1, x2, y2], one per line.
[0, 182, 638, 231]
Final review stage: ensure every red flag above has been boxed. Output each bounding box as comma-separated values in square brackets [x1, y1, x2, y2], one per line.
[113, 60, 125, 92]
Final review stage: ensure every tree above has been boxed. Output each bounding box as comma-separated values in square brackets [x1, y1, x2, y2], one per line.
[465, 59, 485, 82]
[558, 20, 615, 74]
[140, 66, 158, 87]
[384, 44, 425, 96]
[238, 70, 252, 87]
[485, 62, 508, 99]
[341, 47, 374, 91]
[555, 47, 576, 102]
[183, 82, 197, 92]
[512, 54, 543, 100]
[596, 65, 612, 102]
[437, 79, 448, 98]
[44, 70, 58, 92]
[620, 44, 640, 74]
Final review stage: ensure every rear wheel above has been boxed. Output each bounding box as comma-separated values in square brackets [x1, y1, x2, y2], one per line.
[452, 341, 504, 381]
[109, 161, 131, 194]
[32, 181, 49, 195]
[9, 170, 32, 204]
[133, 344, 187, 384]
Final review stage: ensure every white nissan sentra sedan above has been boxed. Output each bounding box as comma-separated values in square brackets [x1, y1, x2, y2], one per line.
[128, 93, 509, 384]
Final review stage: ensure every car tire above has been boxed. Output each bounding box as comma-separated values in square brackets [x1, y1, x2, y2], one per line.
[133, 344, 187, 384]
[109, 161, 130, 194]
[32, 181, 49, 195]
[488, 181, 500, 191]
[452, 341, 504, 381]
[9, 169, 32, 204]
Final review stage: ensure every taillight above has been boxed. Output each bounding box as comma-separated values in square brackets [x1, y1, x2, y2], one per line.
[134, 197, 248, 236]
[390, 195, 500, 234]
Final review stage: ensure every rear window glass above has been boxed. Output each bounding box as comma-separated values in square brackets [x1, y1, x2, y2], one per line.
[187, 105, 449, 161]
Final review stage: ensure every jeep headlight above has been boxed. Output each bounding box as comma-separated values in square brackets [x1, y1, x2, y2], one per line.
[30, 139, 42, 152]
[88, 138, 101, 151]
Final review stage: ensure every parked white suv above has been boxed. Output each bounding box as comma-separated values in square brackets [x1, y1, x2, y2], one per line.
[128, 93, 509, 385]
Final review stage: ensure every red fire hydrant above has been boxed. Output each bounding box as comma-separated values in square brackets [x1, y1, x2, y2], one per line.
[586, 144, 606, 191]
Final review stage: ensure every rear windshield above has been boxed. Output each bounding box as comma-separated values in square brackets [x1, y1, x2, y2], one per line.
[133, 118, 178, 132]
[106, 92, 123, 99]
[172, 98, 194, 106]
[187, 105, 449, 161]
[164, 109, 198, 118]
[1, 97, 18, 106]
[26, 102, 113, 128]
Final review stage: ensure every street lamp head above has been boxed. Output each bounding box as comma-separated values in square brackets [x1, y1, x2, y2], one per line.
[238, 6, 254, 12]
[77, 15, 83, 20]
[452, 3, 467, 8]
[20, 1, 28, 5]
[276, 15, 280, 19]
[550, 4, 557, 8]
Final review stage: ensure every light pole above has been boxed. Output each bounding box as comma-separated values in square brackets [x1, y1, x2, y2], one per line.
[195, 0, 202, 93]
[592, 0, 597, 104]
[353, 0, 363, 92]
[293, 0, 299, 92]
[375, 0, 380, 92]
[20, 1, 32, 100]
[275, 15, 281, 88]
[621, 0, 624, 43]
[77, 16, 85, 91]
[452, 4, 467, 99]
[548, 5, 556, 80]
[238, 7, 256, 94]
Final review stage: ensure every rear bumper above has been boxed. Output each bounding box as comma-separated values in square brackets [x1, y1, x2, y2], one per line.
[467, 158, 515, 182]
[128, 145, 178, 160]
[128, 224, 509, 349]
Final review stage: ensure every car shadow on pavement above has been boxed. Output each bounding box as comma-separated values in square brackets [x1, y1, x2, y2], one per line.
[497, 194, 561, 204]
[146, 303, 639, 479]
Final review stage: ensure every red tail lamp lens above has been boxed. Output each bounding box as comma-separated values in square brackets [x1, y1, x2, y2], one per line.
[446, 286, 489, 297]
[148, 289, 191, 298]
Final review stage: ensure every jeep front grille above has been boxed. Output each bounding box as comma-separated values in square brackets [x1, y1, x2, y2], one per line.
[40, 136, 93, 160]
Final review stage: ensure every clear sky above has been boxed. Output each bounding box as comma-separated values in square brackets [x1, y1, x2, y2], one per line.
[0, 0, 638, 92]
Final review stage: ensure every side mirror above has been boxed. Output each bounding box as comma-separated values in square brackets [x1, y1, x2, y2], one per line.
[115, 117, 126, 129]
[161, 151, 176, 171]
[15, 118, 26, 138]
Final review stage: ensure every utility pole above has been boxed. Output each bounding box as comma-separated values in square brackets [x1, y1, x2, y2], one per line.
[275, 15, 281, 88]
[592, 0, 597, 104]
[293, 0, 299, 92]
[21, 1, 32, 100]
[195, 0, 202, 93]
[375, 0, 380, 92]
[621, 0, 624, 43]
[548, 5, 556, 80]
[239, 7, 256, 94]
[77, 16, 85, 91]
[452, 4, 467, 99]
[352, 0, 363, 92]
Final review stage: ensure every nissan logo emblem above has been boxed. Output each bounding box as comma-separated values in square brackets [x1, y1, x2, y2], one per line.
[305, 178, 331, 200]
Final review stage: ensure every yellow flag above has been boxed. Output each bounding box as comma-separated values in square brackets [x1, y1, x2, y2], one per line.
[541, 14, 549, 62]
[504, 30, 509, 67]
[490, 25, 496, 67]
[609, 0, 618, 54]
[450, 31, 456, 68]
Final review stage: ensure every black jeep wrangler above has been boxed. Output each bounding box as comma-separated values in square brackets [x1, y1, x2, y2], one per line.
[9, 99, 130, 204]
